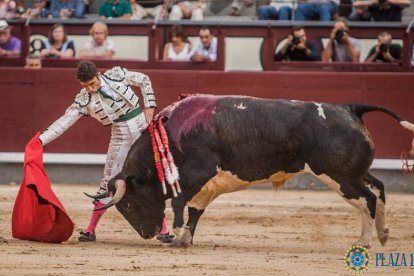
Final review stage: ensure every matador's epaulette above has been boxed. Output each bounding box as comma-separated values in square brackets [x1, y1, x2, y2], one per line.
[74, 89, 91, 107]
[103, 66, 126, 82]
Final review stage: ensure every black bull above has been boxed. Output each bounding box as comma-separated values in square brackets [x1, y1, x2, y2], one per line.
[93, 95, 414, 248]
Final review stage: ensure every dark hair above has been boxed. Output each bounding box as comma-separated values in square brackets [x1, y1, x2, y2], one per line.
[77, 60, 98, 82]
[291, 26, 304, 35]
[48, 23, 68, 44]
[335, 17, 349, 30]
[199, 26, 212, 35]
[170, 25, 188, 43]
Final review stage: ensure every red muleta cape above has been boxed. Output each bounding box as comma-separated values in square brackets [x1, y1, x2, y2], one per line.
[12, 132, 74, 243]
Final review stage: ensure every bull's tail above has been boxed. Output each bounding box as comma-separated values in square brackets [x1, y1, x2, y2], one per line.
[349, 104, 414, 155]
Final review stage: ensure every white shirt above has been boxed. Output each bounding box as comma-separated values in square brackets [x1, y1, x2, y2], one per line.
[188, 37, 218, 62]
[167, 42, 191, 61]
[99, 76, 116, 99]
[307, 0, 340, 5]
[411, 46, 414, 65]
[270, 0, 294, 9]
[83, 38, 115, 56]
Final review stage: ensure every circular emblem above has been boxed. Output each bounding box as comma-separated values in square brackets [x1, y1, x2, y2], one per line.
[344, 245, 371, 274]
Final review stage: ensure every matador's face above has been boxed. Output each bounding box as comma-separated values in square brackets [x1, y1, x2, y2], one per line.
[79, 74, 101, 94]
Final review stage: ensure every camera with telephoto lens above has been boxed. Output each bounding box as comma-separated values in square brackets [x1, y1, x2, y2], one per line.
[335, 29, 345, 42]
[292, 36, 301, 45]
[379, 43, 389, 53]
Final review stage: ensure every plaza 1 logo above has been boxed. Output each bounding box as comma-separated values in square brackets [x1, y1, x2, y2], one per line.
[344, 245, 372, 274]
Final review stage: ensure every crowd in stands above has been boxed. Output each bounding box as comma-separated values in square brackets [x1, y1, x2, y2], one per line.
[0, 1, 411, 22]
[0, 1, 413, 66]
[0, 18, 218, 63]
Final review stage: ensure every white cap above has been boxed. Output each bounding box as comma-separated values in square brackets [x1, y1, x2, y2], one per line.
[0, 20, 9, 30]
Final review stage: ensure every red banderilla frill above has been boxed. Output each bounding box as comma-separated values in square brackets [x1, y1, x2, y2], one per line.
[149, 121, 167, 195]
[157, 118, 181, 193]
[149, 118, 181, 197]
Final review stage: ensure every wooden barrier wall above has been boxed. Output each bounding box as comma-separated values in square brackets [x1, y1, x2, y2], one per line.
[1, 67, 414, 158]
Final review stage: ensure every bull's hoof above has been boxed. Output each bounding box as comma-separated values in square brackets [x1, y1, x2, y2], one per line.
[353, 241, 371, 249]
[378, 228, 390, 246]
[170, 226, 192, 248]
[170, 238, 191, 248]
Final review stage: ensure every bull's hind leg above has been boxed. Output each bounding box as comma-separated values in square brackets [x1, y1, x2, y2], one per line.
[342, 185, 377, 248]
[364, 173, 389, 246]
[309, 171, 377, 248]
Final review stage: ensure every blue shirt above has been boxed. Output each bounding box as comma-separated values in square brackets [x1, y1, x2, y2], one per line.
[50, 0, 75, 18]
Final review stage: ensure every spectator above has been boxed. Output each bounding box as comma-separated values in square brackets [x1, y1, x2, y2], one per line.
[348, 0, 371, 21]
[168, 0, 205, 21]
[258, 0, 293, 20]
[162, 25, 191, 61]
[99, 0, 132, 19]
[22, 0, 49, 19]
[295, 0, 340, 22]
[229, 0, 254, 16]
[365, 32, 402, 63]
[322, 18, 360, 62]
[0, 0, 17, 19]
[275, 26, 321, 61]
[40, 23, 75, 59]
[412, 46, 414, 65]
[50, 0, 84, 19]
[188, 27, 217, 62]
[0, 20, 20, 57]
[79, 21, 115, 59]
[130, 0, 168, 20]
[74, 0, 85, 18]
[24, 53, 42, 69]
[351, 0, 410, 22]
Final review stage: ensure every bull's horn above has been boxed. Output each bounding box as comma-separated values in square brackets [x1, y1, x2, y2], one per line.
[84, 191, 109, 199]
[94, 179, 126, 211]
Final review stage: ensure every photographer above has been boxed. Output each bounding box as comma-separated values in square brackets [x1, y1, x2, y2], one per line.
[275, 26, 321, 62]
[352, 0, 410, 22]
[322, 18, 360, 62]
[365, 32, 402, 63]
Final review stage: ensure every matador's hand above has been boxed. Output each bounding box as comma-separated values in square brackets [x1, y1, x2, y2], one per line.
[143, 108, 155, 123]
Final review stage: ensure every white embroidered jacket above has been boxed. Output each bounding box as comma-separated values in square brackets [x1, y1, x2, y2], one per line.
[39, 67, 157, 146]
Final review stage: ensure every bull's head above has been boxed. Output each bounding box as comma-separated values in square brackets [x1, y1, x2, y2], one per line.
[85, 176, 166, 239]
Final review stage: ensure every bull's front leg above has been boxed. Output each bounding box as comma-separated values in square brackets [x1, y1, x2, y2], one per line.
[169, 155, 219, 247]
[171, 204, 205, 248]
[170, 197, 188, 247]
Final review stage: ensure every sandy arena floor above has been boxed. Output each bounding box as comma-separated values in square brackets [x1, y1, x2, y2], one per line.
[0, 184, 414, 275]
